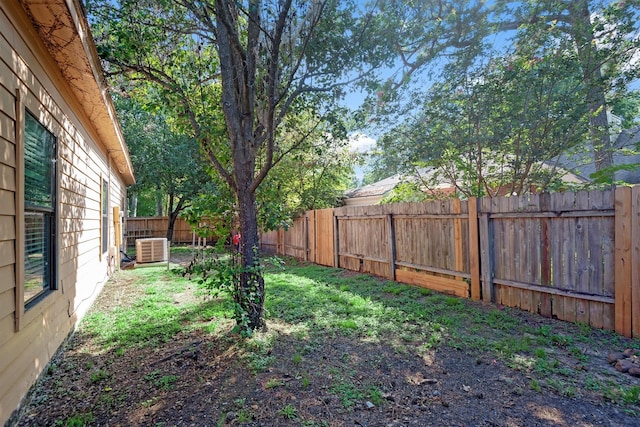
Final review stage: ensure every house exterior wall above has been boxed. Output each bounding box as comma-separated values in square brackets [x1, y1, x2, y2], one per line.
[0, 2, 129, 424]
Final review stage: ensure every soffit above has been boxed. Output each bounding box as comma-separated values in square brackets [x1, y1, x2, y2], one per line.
[18, 0, 135, 185]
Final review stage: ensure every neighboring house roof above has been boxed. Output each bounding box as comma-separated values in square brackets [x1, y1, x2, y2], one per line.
[345, 164, 588, 206]
[19, 0, 135, 185]
[345, 174, 405, 199]
[558, 127, 640, 184]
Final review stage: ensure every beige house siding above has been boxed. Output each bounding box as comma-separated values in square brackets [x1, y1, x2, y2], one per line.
[0, 1, 134, 424]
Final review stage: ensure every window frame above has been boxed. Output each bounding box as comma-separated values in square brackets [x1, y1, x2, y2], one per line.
[18, 105, 58, 317]
[101, 175, 109, 259]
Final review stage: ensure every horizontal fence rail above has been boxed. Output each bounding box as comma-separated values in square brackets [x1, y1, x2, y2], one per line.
[260, 186, 640, 337]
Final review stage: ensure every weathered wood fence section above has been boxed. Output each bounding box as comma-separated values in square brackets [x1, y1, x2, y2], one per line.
[125, 216, 217, 245]
[260, 186, 640, 337]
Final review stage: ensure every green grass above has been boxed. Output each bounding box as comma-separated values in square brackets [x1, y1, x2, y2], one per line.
[81, 267, 232, 351]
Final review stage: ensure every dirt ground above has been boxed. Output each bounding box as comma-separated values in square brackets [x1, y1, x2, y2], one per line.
[13, 253, 640, 427]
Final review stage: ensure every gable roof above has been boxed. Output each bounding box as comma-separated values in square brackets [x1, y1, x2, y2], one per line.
[346, 163, 588, 204]
[18, 0, 135, 185]
[558, 127, 640, 184]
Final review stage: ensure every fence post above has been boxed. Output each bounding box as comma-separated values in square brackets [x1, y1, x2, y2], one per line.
[333, 213, 340, 268]
[478, 202, 494, 303]
[277, 228, 284, 255]
[468, 197, 481, 300]
[615, 186, 632, 337]
[633, 186, 640, 338]
[387, 214, 396, 281]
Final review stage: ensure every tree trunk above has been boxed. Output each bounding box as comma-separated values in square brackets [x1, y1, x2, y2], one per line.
[215, 0, 267, 333]
[236, 183, 266, 332]
[166, 196, 186, 242]
[130, 192, 138, 217]
[155, 186, 164, 216]
[570, 0, 613, 176]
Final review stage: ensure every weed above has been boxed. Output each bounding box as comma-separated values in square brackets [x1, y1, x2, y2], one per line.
[584, 376, 601, 391]
[237, 409, 253, 422]
[530, 379, 542, 392]
[278, 404, 298, 420]
[90, 369, 108, 383]
[245, 352, 275, 374]
[61, 412, 95, 427]
[366, 385, 384, 406]
[534, 348, 547, 359]
[265, 378, 285, 389]
[144, 370, 161, 382]
[568, 346, 588, 362]
[301, 375, 311, 387]
[292, 353, 303, 364]
[141, 397, 160, 408]
[144, 370, 177, 390]
[157, 375, 178, 391]
[622, 386, 640, 405]
[330, 378, 363, 408]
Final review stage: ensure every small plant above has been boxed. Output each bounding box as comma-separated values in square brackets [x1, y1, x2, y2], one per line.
[366, 385, 384, 406]
[90, 369, 108, 383]
[157, 375, 178, 391]
[534, 348, 547, 359]
[265, 378, 285, 389]
[530, 379, 542, 392]
[141, 397, 160, 408]
[568, 346, 589, 362]
[301, 375, 311, 387]
[245, 352, 275, 374]
[62, 412, 95, 427]
[330, 378, 363, 408]
[278, 404, 298, 420]
[144, 370, 177, 390]
[236, 409, 253, 422]
[584, 376, 601, 391]
[292, 353, 303, 364]
[144, 370, 161, 382]
[622, 386, 640, 405]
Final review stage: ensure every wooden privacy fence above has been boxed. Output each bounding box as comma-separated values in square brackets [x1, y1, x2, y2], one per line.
[260, 186, 640, 337]
[125, 216, 218, 245]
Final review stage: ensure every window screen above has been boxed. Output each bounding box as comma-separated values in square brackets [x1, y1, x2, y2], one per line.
[24, 112, 56, 305]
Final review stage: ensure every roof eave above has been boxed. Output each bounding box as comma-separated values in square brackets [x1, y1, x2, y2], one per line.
[19, 0, 135, 185]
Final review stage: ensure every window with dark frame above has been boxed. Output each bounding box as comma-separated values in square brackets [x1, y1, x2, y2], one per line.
[24, 112, 57, 306]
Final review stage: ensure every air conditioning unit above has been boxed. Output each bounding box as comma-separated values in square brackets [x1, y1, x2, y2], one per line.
[136, 238, 168, 263]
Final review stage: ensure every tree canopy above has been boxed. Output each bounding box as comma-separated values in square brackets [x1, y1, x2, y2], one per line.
[87, 0, 392, 333]
[362, 0, 640, 197]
